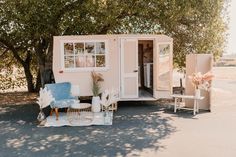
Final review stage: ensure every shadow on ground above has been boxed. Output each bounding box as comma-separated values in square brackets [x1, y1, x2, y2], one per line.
[0, 102, 176, 157]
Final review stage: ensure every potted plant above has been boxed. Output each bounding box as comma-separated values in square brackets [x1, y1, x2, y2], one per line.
[91, 71, 104, 112]
[100, 89, 118, 124]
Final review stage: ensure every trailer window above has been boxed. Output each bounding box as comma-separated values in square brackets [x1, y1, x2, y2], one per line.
[62, 41, 107, 71]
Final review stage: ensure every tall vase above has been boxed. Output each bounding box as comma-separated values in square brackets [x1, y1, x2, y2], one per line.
[195, 88, 201, 99]
[104, 110, 112, 125]
[92, 96, 101, 112]
[37, 109, 46, 122]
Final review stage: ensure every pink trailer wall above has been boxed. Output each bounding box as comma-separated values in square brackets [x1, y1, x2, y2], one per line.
[53, 34, 173, 98]
[53, 35, 119, 96]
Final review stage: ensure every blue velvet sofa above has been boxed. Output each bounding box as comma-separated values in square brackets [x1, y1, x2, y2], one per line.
[45, 82, 77, 120]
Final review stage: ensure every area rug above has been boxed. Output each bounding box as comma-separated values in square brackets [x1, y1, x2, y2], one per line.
[40, 112, 113, 127]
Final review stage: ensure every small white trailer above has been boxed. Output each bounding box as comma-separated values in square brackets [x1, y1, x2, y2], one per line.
[53, 34, 173, 101]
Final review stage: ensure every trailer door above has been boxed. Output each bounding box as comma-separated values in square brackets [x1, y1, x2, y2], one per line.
[153, 41, 173, 99]
[120, 38, 139, 98]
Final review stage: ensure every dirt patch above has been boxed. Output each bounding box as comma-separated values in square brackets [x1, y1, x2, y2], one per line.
[0, 92, 38, 105]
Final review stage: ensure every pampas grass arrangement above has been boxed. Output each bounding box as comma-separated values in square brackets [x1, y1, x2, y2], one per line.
[91, 71, 104, 96]
[37, 88, 54, 109]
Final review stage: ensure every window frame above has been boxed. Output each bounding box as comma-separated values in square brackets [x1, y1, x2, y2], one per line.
[60, 40, 109, 72]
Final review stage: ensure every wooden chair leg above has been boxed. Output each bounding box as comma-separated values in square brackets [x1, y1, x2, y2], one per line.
[115, 102, 117, 111]
[112, 102, 117, 111]
[55, 108, 59, 120]
[50, 109, 54, 116]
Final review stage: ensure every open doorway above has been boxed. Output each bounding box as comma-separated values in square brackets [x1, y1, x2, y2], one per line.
[138, 40, 153, 98]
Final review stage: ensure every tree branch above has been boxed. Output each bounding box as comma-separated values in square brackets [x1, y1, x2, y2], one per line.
[52, 0, 86, 34]
[0, 38, 25, 65]
[98, 0, 140, 34]
[0, 48, 9, 57]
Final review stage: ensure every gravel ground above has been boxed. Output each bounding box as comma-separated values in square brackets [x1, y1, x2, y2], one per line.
[0, 67, 235, 157]
[0, 92, 38, 106]
[0, 102, 177, 157]
[155, 67, 236, 157]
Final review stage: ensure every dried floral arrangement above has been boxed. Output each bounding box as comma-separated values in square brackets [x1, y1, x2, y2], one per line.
[37, 88, 54, 109]
[91, 71, 104, 96]
[188, 71, 214, 91]
[100, 89, 119, 110]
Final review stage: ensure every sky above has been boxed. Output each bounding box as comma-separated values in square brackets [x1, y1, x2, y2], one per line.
[226, 0, 236, 54]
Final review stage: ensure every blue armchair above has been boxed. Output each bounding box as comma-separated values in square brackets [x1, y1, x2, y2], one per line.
[45, 82, 77, 120]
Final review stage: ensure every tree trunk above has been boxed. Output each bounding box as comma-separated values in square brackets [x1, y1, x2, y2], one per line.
[35, 41, 46, 87]
[0, 39, 38, 92]
[36, 39, 54, 88]
[35, 69, 41, 92]
[22, 63, 35, 92]
[46, 39, 53, 69]
[10, 47, 36, 92]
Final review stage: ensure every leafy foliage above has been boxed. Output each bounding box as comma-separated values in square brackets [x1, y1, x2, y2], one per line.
[0, 0, 229, 92]
[0, 49, 27, 92]
[0, 66, 27, 92]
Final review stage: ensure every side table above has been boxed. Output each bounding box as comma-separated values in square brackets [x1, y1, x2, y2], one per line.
[67, 102, 92, 124]
[171, 94, 204, 115]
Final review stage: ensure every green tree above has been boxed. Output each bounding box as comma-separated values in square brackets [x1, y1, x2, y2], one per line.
[0, 0, 229, 92]
[0, 0, 84, 91]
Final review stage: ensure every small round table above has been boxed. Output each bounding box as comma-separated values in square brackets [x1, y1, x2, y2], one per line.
[67, 102, 92, 123]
